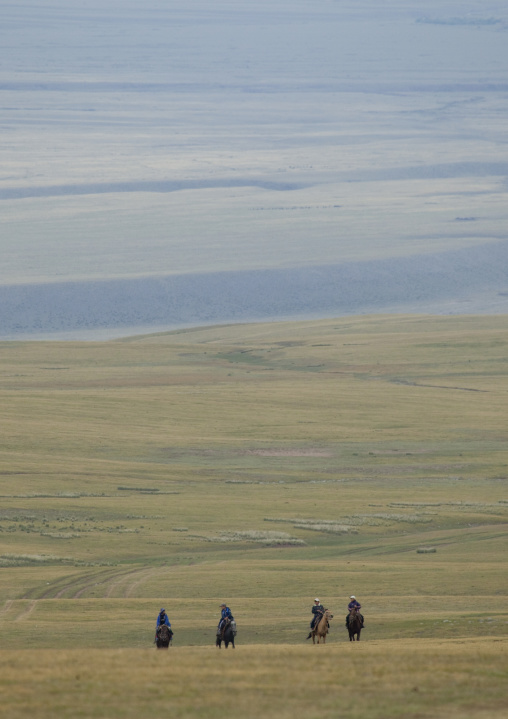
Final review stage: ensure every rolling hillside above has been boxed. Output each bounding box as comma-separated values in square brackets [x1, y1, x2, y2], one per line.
[1, 314, 507, 716]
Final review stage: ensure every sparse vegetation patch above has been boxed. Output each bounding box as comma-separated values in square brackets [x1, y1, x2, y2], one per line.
[190, 530, 306, 546]
[117, 486, 160, 492]
[264, 517, 357, 534]
[0, 553, 73, 566]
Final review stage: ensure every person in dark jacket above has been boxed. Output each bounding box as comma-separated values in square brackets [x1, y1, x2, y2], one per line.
[217, 603, 234, 634]
[306, 598, 324, 639]
[346, 595, 364, 627]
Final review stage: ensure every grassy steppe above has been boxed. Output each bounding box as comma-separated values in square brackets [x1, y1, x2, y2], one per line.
[1, 641, 507, 719]
[1, 315, 507, 716]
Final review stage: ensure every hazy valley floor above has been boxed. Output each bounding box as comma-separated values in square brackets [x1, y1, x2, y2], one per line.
[2, 1, 508, 340]
[2, 238, 508, 340]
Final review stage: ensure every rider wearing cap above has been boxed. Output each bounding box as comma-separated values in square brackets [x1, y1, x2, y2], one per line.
[306, 598, 325, 639]
[346, 595, 364, 627]
[218, 603, 234, 634]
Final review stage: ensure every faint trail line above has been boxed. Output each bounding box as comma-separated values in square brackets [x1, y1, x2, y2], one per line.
[390, 379, 489, 392]
[35, 568, 119, 599]
[54, 571, 105, 599]
[102, 568, 148, 599]
[0, 599, 14, 619]
[73, 568, 136, 599]
[34, 566, 150, 600]
[124, 568, 159, 598]
[14, 600, 37, 623]
[416, 383, 489, 393]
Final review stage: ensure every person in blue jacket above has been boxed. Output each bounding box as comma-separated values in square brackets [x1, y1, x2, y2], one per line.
[155, 607, 171, 642]
[217, 603, 234, 634]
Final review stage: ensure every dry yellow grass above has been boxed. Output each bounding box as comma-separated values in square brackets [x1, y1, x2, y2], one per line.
[0, 639, 507, 719]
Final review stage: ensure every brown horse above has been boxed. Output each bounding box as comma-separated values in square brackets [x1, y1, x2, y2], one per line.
[347, 607, 362, 642]
[310, 608, 333, 644]
[155, 624, 173, 649]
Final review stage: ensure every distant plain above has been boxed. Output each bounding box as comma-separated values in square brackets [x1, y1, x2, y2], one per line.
[2, 1, 508, 337]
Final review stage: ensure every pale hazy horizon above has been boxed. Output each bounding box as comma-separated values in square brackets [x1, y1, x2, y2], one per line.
[1, 0, 508, 338]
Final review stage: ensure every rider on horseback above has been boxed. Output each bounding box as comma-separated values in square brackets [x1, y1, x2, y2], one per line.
[306, 598, 324, 639]
[155, 607, 173, 643]
[217, 603, 234, 635]
[346, 595, 364, 628]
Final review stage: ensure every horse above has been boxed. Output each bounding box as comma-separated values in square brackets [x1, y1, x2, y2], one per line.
[155, 624, 173, 649]
[310, 608, 333, 644]
[216, 618, 236, 649]
[347, 607, 362, 642]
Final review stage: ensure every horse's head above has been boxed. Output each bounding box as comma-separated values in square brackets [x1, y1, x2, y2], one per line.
[324, 609, 333, 619]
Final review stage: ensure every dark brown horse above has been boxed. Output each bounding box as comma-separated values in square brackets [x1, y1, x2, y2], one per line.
[216, 618, 235, 649]
[155, 624, 173, 649]
[347, 607, 362, 642]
